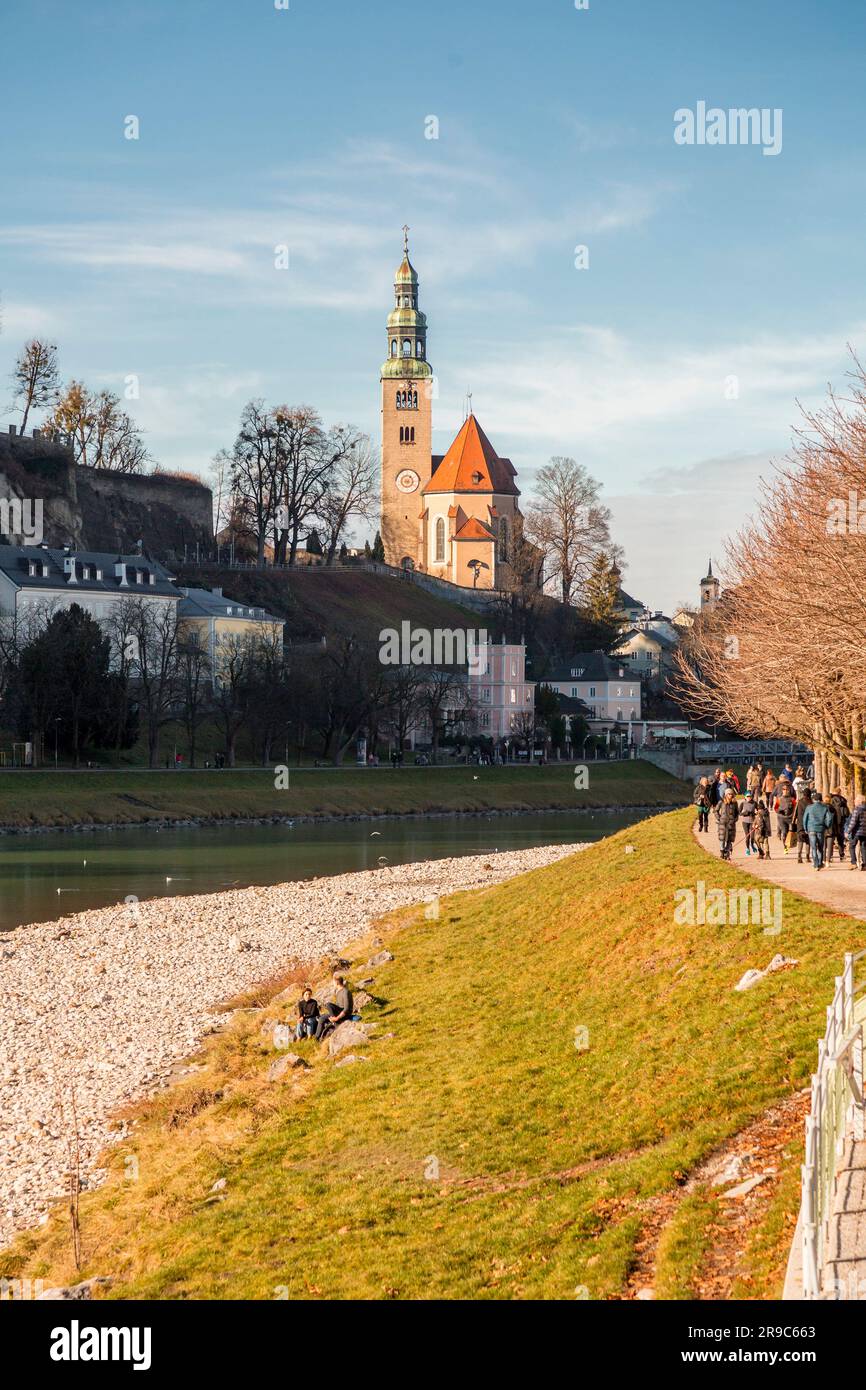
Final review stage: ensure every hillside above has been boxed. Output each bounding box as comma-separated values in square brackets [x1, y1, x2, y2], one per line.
[175, 565, 486, 648]
[4, 808, 858, 1300]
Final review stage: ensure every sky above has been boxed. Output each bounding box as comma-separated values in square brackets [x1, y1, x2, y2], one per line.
[2, 0, 865, 610]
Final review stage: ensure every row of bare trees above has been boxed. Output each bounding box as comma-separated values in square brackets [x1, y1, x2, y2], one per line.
[673, 360, 866, 799]
[212, 402, 375, 566]
[0, 596, 480, 767]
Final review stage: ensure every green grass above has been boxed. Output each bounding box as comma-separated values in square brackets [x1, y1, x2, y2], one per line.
[0, 760, 687, 830]
[4, 807, 858, 1300]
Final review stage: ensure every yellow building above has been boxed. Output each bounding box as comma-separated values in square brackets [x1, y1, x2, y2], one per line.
[177, 585, 283, 681]
[379, 233, 538, 590]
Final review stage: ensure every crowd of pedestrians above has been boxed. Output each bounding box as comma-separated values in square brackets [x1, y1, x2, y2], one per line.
[693, 761, 866, 872]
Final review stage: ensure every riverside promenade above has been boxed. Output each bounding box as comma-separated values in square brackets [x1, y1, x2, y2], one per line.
[695, 819, 866, 1298]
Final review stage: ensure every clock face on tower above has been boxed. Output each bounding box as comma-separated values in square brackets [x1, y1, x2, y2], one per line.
[396, 469, 420, 494]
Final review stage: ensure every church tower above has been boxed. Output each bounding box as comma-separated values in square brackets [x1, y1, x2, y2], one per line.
[700, 558, 720, 612]
[380, 228, 433, 568]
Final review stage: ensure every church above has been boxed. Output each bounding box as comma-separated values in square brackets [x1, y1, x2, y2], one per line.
[379, 232, 539, 591]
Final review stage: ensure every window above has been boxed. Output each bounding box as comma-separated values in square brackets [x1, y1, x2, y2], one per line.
[410, 426, 415, 443]
[391, 339, 397, 357]
[571, 668, 584, 678]
[416, 341, 423, 357]
[435, 517, 446, 563]
[571, 687, 577, 698]
[510, 688, 516, 704]
[396, 392, 402, 409]
[589, 686, 596, 698]
[617, 709, 623, 721]
[412, 390, 418, 407]
[402, 339, 411, 357]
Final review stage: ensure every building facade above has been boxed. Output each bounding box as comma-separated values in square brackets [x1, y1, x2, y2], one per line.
[543, 650, 641, 725]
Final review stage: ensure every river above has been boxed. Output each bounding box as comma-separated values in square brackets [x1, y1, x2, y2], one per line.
[0, 808, 648, 932]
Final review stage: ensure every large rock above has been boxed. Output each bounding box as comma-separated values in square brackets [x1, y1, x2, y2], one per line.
[366, 950, 394, 967]
[267, 1053, 309, 1080]
[36, 1277, 111, 1301]
[327, 1022, 373, 1057]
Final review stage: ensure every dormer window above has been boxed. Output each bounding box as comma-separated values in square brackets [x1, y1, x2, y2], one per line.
[570, 668, 584, 678]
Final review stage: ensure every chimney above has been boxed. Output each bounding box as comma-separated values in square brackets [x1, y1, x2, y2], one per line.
[211, 586, 223, 597]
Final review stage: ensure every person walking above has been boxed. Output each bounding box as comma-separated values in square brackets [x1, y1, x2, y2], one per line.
[746, 763, 761, 796]
[847, 795, 866, 870]
[761, 767, 777, 804]
[795, 788, 813, 864]
[694, 776, 711, 833]
[753, 798, 771, 859]
[803, 795, 833, 871]
[740, 791, 757, 855]
[717, 790, 739, 861]
[774, 779, 796, 851]
[827, 788, 849, 864]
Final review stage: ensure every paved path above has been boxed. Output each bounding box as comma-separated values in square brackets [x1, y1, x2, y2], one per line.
[693, 818, 866, 921]
[694, 813, 866, 1298]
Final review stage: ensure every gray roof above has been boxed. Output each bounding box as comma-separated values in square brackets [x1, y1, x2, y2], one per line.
[544, 650, 634, 683]
[0, 544, 179, 597]
[616, 626, 679, 651]
[177, 586, 282, 626]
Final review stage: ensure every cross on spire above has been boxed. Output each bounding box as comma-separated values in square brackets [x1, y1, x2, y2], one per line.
[402, 224, 410, 255]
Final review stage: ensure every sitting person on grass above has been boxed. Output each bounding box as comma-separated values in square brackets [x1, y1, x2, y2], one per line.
[295, 986, 320, 1041]
[314, 974, 354, 1040]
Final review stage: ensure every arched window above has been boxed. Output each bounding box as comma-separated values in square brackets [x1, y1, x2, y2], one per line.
[402, 339, 411, 357]
[498, 517, 509, 562]
[435, 517, 446, 563]
[391, 339, 397, 357]
[396, 392, 402, 409]
[416, 341, 423, 357]
[412, 390, 418, 408]
[399, 426, 404, 443]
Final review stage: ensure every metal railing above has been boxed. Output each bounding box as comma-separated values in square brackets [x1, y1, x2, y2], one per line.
[799, 950, 866, 1298]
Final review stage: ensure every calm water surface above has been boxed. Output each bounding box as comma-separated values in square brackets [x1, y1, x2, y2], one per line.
[0, 809, 647, 932]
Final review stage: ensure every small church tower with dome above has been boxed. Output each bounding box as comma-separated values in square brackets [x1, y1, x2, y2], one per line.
[700, 558, 720, 612]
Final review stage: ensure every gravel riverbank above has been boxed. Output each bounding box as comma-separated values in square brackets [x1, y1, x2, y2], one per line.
[0, 841, 588, 1246]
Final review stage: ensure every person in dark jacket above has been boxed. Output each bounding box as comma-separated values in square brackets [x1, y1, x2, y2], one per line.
[314, 974, 354, 1039]
[295, 986, 320, 1040]
[827, 789, 849, 863]
[739, 792, 757, 855]
[848, 796, 866, 870]
[717, 791, 739, 860]
[693, 777, 711, 833]
[752, 798, 771, 858]
[795, 789, 813, 864]
[803, 796, 834, 870]
[774, 781, 796, 849]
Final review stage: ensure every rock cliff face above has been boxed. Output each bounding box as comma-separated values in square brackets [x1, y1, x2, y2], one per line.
[0, 428, 213, 560]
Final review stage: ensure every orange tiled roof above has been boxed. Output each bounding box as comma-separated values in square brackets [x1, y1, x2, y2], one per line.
[423, 415, 518, 495]
[453, 516, 496, 542]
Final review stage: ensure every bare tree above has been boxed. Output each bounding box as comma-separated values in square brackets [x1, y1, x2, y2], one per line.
[177, 629, 212, 768]
[524, 456, 615, 606]
[11, 339, 60, 434]
[123, 598, 181, 766]
[416, 668, 472, 762]
[318, 426, 375, 563]
[44, 382, 149, 472]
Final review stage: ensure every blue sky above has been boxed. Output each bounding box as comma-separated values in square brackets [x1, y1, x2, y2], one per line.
[2, 0, 865, 609]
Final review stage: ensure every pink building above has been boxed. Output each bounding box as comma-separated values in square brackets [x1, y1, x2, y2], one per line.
[467, 640, 535, 741]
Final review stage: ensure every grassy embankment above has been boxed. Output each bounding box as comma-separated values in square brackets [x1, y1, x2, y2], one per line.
[3, 807, 862, 1299]
[0, 761, 688, 830]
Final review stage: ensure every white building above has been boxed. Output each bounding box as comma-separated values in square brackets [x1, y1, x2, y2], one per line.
[543, 650, 641, 725]
[0, 546, 180, 643]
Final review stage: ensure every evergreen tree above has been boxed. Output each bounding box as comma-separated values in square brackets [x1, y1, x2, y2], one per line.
[585, 553, 621, 627]
[306, 528, 323, 556]
[371, 530, 385, 562]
